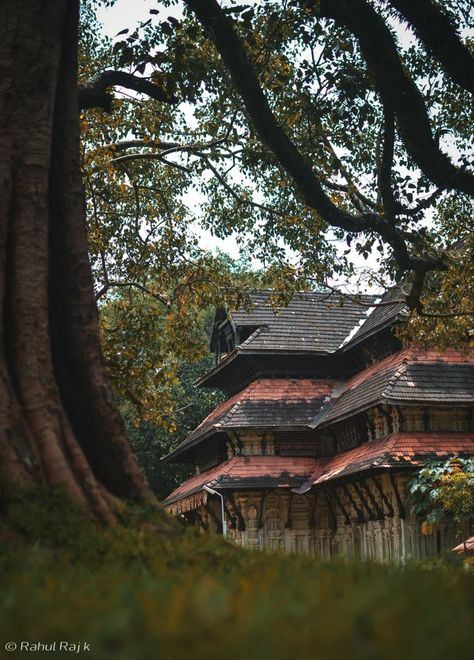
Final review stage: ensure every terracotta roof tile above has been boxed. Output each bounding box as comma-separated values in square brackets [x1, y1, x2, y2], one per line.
[163, 456, 319, 505]
[230, 290, 377, 354]
[165, 379, 335, 461]
[309, 432, 474, 485]
[340, 287, 408, 350]
[164, 433, 474, 505]
[312, 348, 474, 427]
[452, 536, 474, 554]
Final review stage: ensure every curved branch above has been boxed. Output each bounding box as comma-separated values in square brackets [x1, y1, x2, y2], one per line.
[317, 0, 474, 196]
[95, 280, 170, 307]
[110, 152, 191, 173]
[78, 70, 178, 112]
[195, 151, 287, 217]
[387, 0, 474, 95]
[378, 104, 396, 223]
[184, 0, 444, 277]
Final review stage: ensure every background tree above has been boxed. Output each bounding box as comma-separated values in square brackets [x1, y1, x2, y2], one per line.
[82, 0, 473, 329]
[123, 355, 225, 499]
[408, 457, 474, 553]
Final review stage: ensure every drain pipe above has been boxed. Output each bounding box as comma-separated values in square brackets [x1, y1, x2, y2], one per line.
[203, 485, 227, 539]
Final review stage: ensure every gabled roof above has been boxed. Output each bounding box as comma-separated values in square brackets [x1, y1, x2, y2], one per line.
[165, 379, 335, 461]
[311, 348, 474, 428]
[200, 289, 407, 388]
[338, 287, 408, 351]
[305, 432, 474, 488]
[229, 290, 378, 354]
[163, 456, 318, 506]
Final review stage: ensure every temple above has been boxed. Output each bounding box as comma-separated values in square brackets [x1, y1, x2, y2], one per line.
[163, 290, 474, 561]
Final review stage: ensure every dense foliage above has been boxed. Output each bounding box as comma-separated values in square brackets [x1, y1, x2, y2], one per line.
[122, 355, 225, 499]
[409, 457, 474, 544]
[78, 1, 474, 432]
[1, 489, 473, 660]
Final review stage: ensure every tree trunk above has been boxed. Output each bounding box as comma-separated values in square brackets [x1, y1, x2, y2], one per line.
[0, 0, 155, 521]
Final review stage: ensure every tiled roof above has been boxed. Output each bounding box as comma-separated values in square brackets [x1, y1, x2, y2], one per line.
[312, 348, 474, 427]
[163, 456, 318, 506]
[166, 379, 335, 461]
[230, 290, 377, 354]
[164, 433, 474, 505]
[307, 432, 474, 487]
[339, 287, 408, 351]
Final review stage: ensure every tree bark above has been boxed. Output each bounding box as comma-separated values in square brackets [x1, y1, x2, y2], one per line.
[0, 0, 155, 521]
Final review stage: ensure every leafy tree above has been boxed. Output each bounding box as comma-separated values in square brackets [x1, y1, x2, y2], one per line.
[408, 457, 474, 552]
[123, 355, 225, 499]
[81, 0, 474, 339]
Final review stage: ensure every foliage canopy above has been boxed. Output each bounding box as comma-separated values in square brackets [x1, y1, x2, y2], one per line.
[408, 457, 474, 544]
[79, 0, 474, 423]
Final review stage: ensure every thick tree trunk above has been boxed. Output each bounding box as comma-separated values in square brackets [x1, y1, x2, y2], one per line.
[0, 0, 155, 521]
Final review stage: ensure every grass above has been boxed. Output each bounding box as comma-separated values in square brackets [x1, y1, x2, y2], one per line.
[0, 488, 473, 660]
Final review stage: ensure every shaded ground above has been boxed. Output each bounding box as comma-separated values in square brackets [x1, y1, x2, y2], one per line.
[0, 489, 472, 660]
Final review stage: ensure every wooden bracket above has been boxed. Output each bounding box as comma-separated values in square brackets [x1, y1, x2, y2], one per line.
[224, 500, 237, 530]
[343, 484, 365, 523]
[389, 473, 406, 519]
[324, 490, 338, 532]
[205, 503, 222, 533]
[258, 490, 269, 529]
[371, 477, 394, 517]
[377, 404, 394, 434]
[228, 431, 243, 456]
[359, 479, 384, 520]
[194, 510, 209, 532]
[285, 492, 294, 529]
[228, 493, 246, 531]
[395, 405, 404, 431]
[353, 482, 376, 521]
[309, 492, 319, 528]
[329, 487, 351, 525]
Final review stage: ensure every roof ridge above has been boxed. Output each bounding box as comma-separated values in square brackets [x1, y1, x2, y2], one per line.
[336, 297, 381, 350]
[239, 325, 265, 348]
[382, 357, 410, 400]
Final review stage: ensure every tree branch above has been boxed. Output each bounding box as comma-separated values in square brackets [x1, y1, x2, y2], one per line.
[316, 0, 474, 196]
[378, 104, 396, 223]
[78, 70, 178, 112]
[110, 152, 191, 173]
[95, 280, 170, 307]
[184, 0, 445, 281]
[387, 0, 474, 95]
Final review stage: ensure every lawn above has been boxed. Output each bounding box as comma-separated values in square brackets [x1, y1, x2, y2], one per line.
[1, 489, 472, 660]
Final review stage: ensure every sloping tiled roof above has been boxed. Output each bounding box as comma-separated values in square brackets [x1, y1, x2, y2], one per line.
[308, 432, 474, 486]
[230, 290, 377, 353]
[164, 433, 474, 505]
[312, 348, 474, 427]
[163, 456, 318, 506]
[338, 287, 408, 351]
[166, 379, 335, 461]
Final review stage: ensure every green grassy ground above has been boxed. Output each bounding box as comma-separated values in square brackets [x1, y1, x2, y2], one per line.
[1, 489, 472, 660]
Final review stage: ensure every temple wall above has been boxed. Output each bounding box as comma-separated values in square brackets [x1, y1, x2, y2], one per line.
[188, 473, 458, 562]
